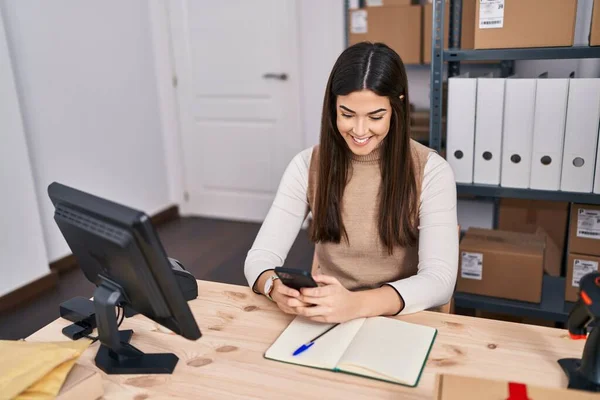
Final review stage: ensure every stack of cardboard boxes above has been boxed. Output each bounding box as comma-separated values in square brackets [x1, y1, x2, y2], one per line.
[349, 0, 477, 65]
[456, 200, 600, 324]
[457, 200, 569, 305]
[472, 0, 578, 49]
[409, 107, 446, 144]
[565, 204, 600, 302]
[497, 199, 568, 278]
[457, 227, 545, 303]
[348, 0, 423, 64]
[348, 0, 600, 65]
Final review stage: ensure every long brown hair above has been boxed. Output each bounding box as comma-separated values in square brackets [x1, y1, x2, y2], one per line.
[309, 42, 418, 255]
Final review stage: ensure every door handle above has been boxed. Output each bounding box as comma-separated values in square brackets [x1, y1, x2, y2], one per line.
[262, 73, 288, 81]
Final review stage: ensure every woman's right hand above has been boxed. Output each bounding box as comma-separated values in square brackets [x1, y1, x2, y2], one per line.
[271, 280, 310, 314]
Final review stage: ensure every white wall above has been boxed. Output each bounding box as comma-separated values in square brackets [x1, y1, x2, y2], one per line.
[1, 0, 172, 262]
[0, 8, 49, 297]
[298, 0, 346, 147]
[149, 0, 186, 206]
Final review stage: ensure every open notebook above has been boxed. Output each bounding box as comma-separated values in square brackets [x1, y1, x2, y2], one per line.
[265, 316, 437, 387]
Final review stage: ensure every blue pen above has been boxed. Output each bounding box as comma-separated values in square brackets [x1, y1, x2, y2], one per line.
[293, 323, 340, 356]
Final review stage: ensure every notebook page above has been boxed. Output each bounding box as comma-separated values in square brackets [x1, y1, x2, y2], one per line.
[337, 317, 436, 386]
[265, 316, 366, 370]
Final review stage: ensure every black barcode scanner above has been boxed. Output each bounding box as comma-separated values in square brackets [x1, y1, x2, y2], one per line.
[559, 271, 600, 392]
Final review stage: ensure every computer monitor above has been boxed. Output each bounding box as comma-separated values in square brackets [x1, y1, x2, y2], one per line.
[48, 182, 201, 374]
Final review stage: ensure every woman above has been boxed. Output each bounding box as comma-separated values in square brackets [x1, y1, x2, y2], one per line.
[244, 42, 458, 323]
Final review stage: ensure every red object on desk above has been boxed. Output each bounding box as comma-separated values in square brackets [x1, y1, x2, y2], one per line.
[507, 382, 530, 400]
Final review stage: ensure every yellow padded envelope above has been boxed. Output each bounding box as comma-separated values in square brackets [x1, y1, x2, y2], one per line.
[0, 339, 91, 400]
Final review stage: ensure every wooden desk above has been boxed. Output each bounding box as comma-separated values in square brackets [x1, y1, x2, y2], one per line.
[28, 280, 585, 399]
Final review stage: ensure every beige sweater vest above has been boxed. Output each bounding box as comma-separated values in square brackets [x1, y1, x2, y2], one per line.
[307, 140, 432, 291]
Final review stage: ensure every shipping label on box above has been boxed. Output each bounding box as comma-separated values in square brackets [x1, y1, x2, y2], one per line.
[351, 10, 368, 34]
[577, 208, 600, 240]
[479, 0, 505, 29]
[572, 258, 599, 287]
[567, 253, 600, 302]
[461, 251, 483, 280]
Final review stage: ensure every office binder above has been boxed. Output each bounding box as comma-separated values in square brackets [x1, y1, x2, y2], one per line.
[474, 78, 505, 185]
[501, 78, 536, 188]
[560, 78, 600, 193]
[529, 79, 569, 191]
[447, 76, 477, 183]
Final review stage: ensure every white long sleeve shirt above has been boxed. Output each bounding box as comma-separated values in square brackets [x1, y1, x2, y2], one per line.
[244, 148, 458, 314]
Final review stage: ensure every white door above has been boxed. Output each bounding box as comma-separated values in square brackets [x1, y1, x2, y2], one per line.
[169, 0, 304, 221]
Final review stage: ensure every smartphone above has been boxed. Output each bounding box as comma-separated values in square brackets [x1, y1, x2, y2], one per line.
[274, 267, 318, 290]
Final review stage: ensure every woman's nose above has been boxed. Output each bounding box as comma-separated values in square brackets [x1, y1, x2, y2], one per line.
[355, 119, 369, 136]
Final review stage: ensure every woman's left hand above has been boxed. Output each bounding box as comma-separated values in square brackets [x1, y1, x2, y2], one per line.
[296, 275, 362, 323]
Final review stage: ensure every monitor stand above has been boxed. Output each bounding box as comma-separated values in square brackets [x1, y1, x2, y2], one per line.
[93, 278, 179, 374]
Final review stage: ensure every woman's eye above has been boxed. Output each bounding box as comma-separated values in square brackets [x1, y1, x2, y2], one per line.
[341, 113, 353, 118]
[370, 116, 383, 121]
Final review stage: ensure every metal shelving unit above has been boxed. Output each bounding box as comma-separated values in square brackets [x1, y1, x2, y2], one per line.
[445, 46, 600, 61]
[457, 184, 600, 205]
[429, 0, 600, 322]
[454, 276, 574, 322]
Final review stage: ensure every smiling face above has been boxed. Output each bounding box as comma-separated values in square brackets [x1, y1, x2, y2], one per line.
[336, 89, 392, 156]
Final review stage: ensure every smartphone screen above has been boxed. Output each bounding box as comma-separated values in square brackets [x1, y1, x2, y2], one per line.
[274, 267, 318, 290]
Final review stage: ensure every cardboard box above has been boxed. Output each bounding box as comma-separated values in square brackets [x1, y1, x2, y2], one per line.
[411, 109, 429, 126]
[57, 364, 103, 400]
[473, 0, 577, 49]
[591, 0, 600, 46]
[566, 253, 600, 302]
[410, 125, 429, 143]
[568, 204, 600, 257]
[457, 228, 544, 303]
[349, 6, 422, 64]
[540, 227, 562, 277]
[498, 199, 569, 276]
[435, 373, 596, 400]
[531, 225, 559, 278]
[409, 110, 446, 143]
[423, 0, 475, 63]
